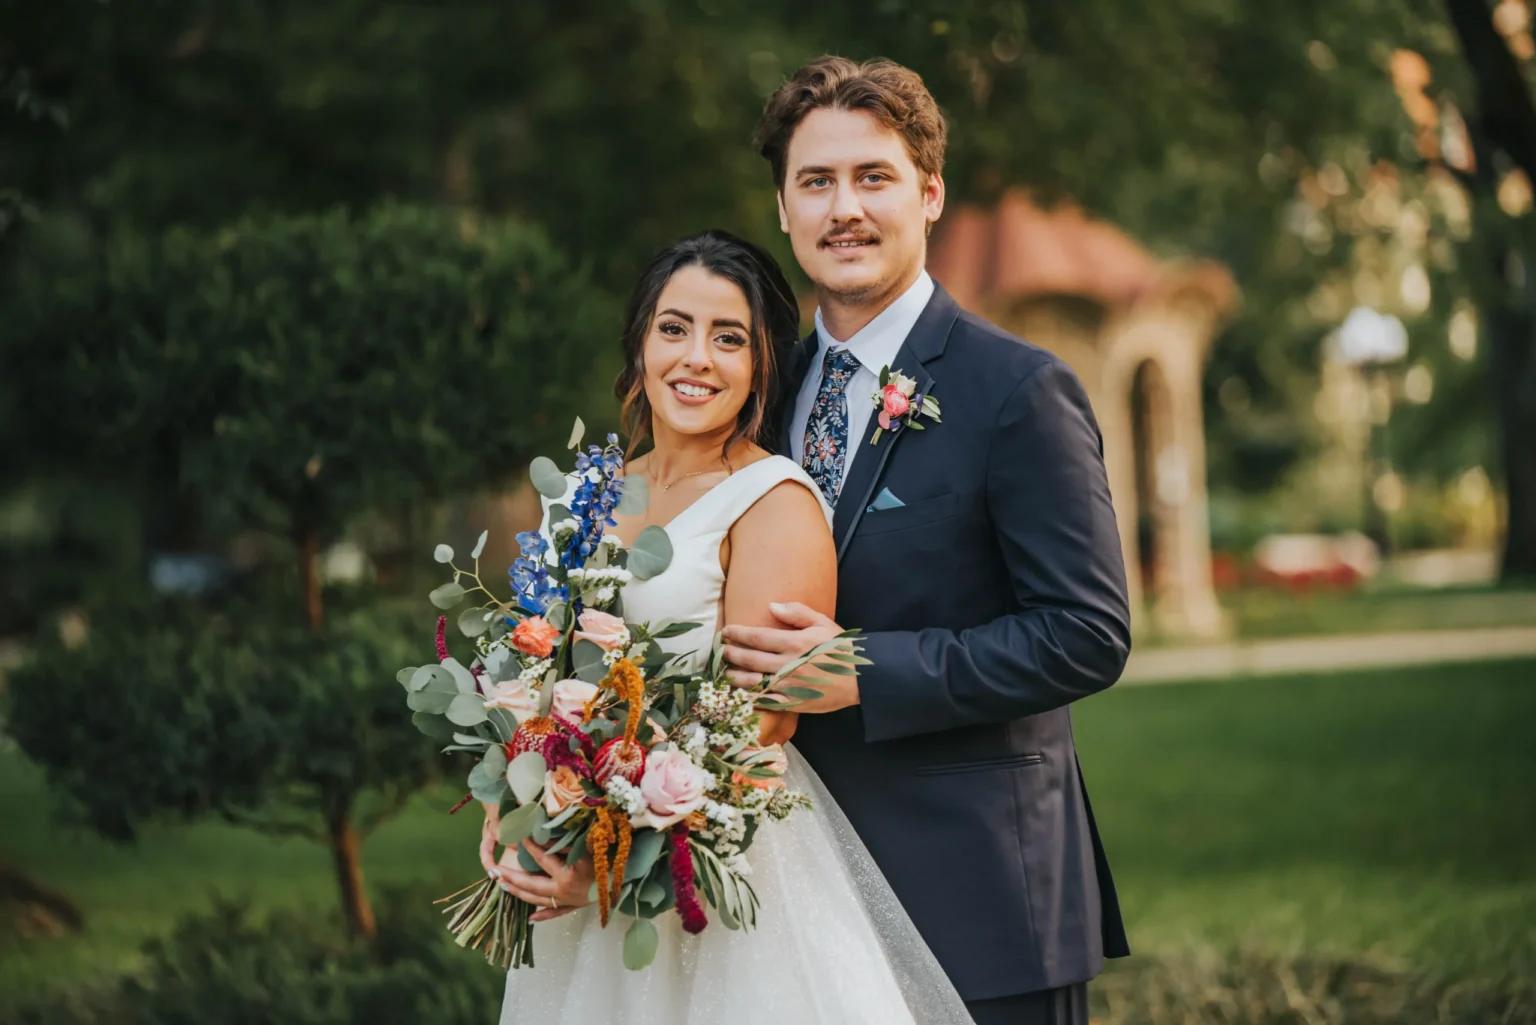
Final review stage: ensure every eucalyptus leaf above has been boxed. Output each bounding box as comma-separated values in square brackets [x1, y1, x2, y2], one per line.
[497, 802, 544, 847]
[622, 918, 659, 971]
[446, 693, 489, 726]
[545, 603, 568, 632]
[481, 744, 508, 778]
[471, 530, 489, 560]
[482, 647, 512, 682]
[615, 473, 649, 516]
[429, 581, 465, 609]
[452, 732, 491, 748]
[471, 776, 507, 804]
[407, 688, 454, 714]
[567, 416, 586, 450]
[622, 828, 667, 882]
[395, 666, 417, 688]
[627, 525, 672, 580]
[409, 664, 451, 693]
[442, 657, 479, 694]
[517, 845, 543, 873]
[433, 544, 454, 564]
[411, 711, 457, 740]
[571, 639, 606, 683]
[458, 605, 491, 637]
[485, 707, 519, 742]
[639, 880, 667, 907]
[506, 751, 548, 805]
[530, 456, 569, 499]
[652, 620, 702, 639]
[466, 762, 496, 792]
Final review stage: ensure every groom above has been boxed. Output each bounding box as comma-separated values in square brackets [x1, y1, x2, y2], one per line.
[721, 56, 1132, 1025]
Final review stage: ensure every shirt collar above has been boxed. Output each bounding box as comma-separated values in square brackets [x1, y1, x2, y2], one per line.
[812, 270, 935, 376]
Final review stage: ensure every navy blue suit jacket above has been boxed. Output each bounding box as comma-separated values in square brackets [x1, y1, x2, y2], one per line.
[784, 282, 1132, 1001]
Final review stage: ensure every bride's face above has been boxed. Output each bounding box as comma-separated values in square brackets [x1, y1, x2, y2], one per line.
[642, 265, 756, 440]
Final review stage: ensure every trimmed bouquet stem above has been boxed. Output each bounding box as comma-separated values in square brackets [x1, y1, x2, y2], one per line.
[438, 879, 535, 969]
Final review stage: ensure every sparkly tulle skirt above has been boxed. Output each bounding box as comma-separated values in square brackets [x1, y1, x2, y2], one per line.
[497, 746, 974, 1025]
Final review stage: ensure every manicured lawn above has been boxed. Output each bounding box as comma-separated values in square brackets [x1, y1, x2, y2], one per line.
[1074, 657, 1536, 982]
[1210, 584, 1536, 642]
[3, 657, 1533, 999]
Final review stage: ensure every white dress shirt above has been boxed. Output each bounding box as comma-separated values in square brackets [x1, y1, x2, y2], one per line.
[789, 271, 936, 486]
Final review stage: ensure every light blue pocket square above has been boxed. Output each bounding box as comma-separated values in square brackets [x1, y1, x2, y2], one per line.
[867, 487, 906, 512]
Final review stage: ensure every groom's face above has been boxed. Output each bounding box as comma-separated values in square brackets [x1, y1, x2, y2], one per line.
[777, 107, 944, 305]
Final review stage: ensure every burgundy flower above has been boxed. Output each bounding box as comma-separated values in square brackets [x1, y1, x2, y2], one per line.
[670, 824, 708, 935]
[435, 616, 451, 662]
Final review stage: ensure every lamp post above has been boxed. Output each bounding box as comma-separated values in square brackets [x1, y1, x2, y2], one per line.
[1333, 306, 1408, 556]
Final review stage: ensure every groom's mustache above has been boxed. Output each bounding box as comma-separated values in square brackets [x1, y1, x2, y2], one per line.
[819, 226, 880, 248]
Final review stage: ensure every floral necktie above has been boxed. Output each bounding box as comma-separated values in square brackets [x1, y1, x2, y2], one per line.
[801, 347, 863, 504]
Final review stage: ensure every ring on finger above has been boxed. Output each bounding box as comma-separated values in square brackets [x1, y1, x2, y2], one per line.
[548, 895, 558, 910]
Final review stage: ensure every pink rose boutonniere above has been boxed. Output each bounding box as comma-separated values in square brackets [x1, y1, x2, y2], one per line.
[870, 366, 940, 445]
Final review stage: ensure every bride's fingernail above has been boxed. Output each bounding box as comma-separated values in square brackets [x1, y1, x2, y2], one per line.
[498, 881, 512, 893]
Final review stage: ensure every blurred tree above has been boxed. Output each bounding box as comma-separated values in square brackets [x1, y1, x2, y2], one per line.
[7, 600, 435, 943]
[3, 205, 614, 938]
[0, 2, 1523, 554]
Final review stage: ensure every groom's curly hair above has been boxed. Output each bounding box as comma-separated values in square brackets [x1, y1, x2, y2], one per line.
[755, 56, 948, 189]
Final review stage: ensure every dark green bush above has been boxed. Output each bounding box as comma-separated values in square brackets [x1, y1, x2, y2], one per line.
[0, 890, 504, 1025]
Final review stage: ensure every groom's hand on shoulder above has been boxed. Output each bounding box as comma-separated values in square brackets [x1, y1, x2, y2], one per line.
[721, 602, 859, 714]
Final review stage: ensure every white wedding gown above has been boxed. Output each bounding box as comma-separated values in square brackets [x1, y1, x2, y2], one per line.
[501, 456, 973, 1025]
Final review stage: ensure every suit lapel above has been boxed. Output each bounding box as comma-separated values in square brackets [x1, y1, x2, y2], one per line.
[831, 284, 961, 563]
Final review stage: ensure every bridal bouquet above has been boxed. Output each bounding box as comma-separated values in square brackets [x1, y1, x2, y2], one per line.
[398, 422, 861, 971]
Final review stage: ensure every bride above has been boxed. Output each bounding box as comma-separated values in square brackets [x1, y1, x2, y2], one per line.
[483, 230, 973, 1024]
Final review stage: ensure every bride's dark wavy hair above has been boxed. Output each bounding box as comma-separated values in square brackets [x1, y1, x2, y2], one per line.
[615, 230, 801, 457]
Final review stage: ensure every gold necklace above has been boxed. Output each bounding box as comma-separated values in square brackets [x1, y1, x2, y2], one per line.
[656, 465, 727, 492]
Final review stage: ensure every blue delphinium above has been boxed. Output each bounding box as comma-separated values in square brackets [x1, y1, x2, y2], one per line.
[510, 529, 566, 615]
[562, 434, 625, 570]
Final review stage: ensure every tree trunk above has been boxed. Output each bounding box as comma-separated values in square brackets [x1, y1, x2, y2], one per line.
[299, 525, 324, 634]
[0, 863, 85, 933]
[325, 800, 376, 942]
[1445, 0, 1536, 580]
[1487, 261, 1536, 579]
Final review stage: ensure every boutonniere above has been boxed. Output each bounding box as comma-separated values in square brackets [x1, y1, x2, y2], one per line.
[870, 366, 941, 445]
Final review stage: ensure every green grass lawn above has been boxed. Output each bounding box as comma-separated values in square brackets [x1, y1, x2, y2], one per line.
[1209, 584, 1536, 642]
[1074, 657, 1536, 982]
[3, 658, 1534, 1000]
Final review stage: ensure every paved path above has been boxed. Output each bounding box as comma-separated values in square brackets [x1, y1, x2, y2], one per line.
[1122, 625, 1536, 684]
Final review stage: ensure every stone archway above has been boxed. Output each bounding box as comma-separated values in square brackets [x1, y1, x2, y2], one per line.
[1097, 319, 1225, 638]
[928, 190, 1232, 639]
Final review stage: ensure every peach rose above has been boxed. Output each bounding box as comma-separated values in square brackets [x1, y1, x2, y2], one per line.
[731, 744, 788, 791]
[482, 678, 538, 722]
[542, 765, 586, 816]
[511, 615, 561, 658]
[573, 609, 629, 651]
[636, 748, 710, 829]
[549, 678, 600, 725]
[881, 383, 912, 419]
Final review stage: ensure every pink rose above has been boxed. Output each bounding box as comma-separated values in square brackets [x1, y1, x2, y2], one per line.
[574, 609, 629, 652]
[731, 744, 789, 791]
[881, 383, 911, 419]
[482, 678, 538, 722]
[549, 678, 599, 725]
[636, 748, 709, 829]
